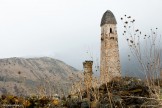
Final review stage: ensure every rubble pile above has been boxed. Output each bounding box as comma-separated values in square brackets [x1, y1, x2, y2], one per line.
[66, 77, 162, 108]
[98, 77, 162, 108]
[0, 77, 161, 108]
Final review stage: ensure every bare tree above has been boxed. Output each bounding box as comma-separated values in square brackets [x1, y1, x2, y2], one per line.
[121, 15, 162, 89]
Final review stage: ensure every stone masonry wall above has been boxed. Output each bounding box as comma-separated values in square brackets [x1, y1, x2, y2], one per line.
[100, 24, 121, 83]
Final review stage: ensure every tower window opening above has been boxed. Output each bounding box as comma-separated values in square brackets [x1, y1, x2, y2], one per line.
[110, 37, 114, 40]
[110, 28, 112, 33]
[101, 37, 104, 41]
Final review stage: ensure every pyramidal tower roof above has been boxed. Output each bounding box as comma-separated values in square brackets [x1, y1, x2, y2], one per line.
[100, 10, 117, 26]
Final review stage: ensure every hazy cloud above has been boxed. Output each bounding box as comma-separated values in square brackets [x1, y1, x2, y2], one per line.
[0, 0, 162, 71]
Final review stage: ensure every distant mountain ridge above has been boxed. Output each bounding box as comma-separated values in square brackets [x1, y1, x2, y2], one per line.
[0, 57, 82, 96]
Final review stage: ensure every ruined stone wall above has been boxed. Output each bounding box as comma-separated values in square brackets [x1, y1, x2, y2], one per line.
[100, 24, 121, 83]
[83, 61, 93, 88]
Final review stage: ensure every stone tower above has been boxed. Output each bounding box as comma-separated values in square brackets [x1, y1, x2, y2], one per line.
[100, 10, 121, 83]
[83, 61, 93, 89]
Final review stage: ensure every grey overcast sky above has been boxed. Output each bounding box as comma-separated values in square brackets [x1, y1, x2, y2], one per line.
[0, 0, 162, 70]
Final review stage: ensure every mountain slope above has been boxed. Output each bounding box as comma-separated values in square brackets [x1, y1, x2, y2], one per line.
[0, 57, 82, 96]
